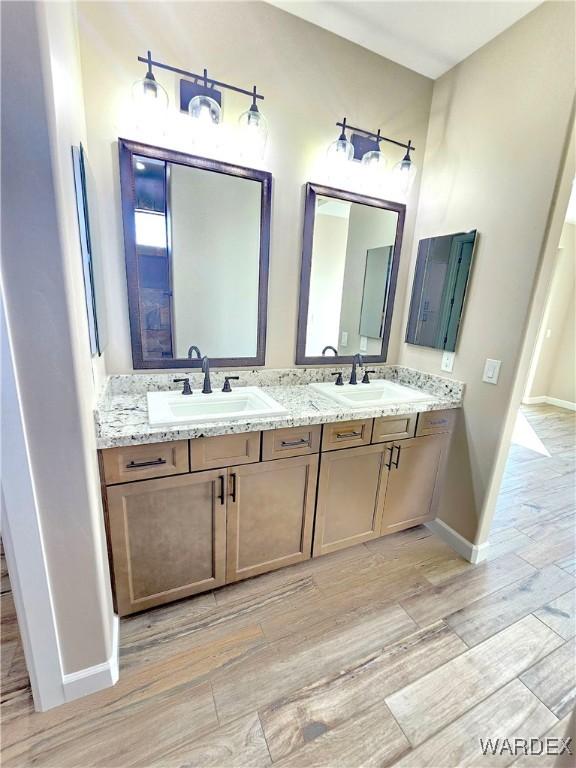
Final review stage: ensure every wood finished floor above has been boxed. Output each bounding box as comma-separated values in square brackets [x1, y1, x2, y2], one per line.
[1, 405, 574, 767]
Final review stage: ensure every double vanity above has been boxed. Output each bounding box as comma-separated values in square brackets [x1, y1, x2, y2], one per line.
[96, 366, 463, 616]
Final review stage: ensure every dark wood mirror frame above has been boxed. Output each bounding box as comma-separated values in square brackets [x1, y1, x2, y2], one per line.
[295, 182, 406, 366]
[118, 138, 272, 369]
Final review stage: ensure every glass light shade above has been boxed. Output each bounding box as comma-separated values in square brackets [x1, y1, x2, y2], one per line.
[238, 106, 268, 159]
[361, 149, 386, 171]
[391, 156, 417, 195]
[326, 137, 354, 165]
[131, 75, 169, 129]
[188, 94, 222, 126]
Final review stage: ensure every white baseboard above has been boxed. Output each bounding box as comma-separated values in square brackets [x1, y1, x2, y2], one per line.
[523, 395, 576, 411]
[62, 614, 119, 702]
[426, 519, 489, 564]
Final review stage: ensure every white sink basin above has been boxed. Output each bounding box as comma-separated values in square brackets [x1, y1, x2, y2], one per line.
[309, 379, 435, 409]
[147, 387, 288, 427]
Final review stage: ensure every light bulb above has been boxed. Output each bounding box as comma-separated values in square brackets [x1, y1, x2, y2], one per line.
[131, 74, 169, 131]
[238, 104, 268, 160]
[391, 152, 417, 196]
[361, 149, 386, 174]
[188, 94, 222, 148]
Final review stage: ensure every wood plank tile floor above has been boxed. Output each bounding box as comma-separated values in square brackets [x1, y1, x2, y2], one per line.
[1, 405, 574, 767]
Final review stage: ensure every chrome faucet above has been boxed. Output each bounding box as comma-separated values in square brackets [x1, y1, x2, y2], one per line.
[187, 345, 202, 360]
[322, 345, 338, 356]
[349, 353, 364, 385]
[201, 356, 212, 394]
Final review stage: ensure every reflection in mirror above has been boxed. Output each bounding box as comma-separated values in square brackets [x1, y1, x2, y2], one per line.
[406, 230, 477, 351]
[297, 184, 405, 365]
[119, 140, 271, 368]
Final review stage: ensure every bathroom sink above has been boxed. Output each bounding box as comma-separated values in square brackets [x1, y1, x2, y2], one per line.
[309, 379, 435, 409]
[147, 387, 288, 427]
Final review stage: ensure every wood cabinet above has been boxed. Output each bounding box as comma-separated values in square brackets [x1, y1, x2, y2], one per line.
[101, 407, 456, 614]
[107, 470, 226, 615]
[190, 431, 260, 471]
[313, 444, 389, 556]
[101, 440, 189, 485]
[262, 425, 321, 460]
[380, 433, 449, 535]
[226, 455, 318, 582]
[321, 419, 373, 451]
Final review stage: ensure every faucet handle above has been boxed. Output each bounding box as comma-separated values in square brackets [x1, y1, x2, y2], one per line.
[173, 378, 192, 396]
[361, 370, 376, 384]
[222, 376, 240, 393]
[331, 372, 344, 386]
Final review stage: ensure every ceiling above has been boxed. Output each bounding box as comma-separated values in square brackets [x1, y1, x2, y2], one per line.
[268, 1, 543, 79]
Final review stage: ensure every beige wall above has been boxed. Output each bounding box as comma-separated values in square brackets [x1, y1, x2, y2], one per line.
[399, 1, 575, 542]
[1, 1, 115, 673]
[527, 222, 576, 405]
[76, 0, 433, 372]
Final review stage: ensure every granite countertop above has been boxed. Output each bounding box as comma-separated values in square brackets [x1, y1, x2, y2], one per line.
[95, 365, 464, 449]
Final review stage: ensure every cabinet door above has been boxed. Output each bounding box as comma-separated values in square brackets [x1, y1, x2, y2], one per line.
[313, 444, 389, 557]
[226, 455, 318, 582]
[380, 434, 449, 536]
[107, 470, 226, 615]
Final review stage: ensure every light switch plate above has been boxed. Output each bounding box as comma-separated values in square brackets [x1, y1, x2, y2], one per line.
[483, 358, 501, 385]
[360, 336, 367, 352]
[441, 351, 455, 373]
[341, 331, 348, 347]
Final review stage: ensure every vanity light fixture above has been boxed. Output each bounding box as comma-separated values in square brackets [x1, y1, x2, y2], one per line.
[238, 86, 268, 159]
[391, 140, 417, 195]
[328, 118, 416, 191]
[131, 50, 169, 128]
[326, 117, 354, 165]
[134, 52, 267, 153]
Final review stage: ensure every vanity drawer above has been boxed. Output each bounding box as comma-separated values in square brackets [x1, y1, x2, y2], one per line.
[101, 441, 189, 485]
[416, 409, 457, 436]
[262, 425, 321, 460]
[190, 432, 261, 471]
[321, 419, 373, 452]
[372, 414, 417, 443]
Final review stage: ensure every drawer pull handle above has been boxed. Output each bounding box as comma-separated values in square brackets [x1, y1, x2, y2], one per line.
[336, 430, 362, 439]
[125, 458, 167, 469]
[428, 419, 447, 426]
[280, 438, 310, 448]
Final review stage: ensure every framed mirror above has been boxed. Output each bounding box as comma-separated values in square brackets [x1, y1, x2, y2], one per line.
[406, 230, 477, 351]
[119, 139, 272, 368]
[296, 183, 405, 365]
[72, 144, 105, 356]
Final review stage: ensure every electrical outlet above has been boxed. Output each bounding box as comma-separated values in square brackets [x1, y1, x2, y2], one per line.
[482, 358, 501, 385]
[341, 331, 348, 347]
[360, 336, 367, 352]
[441, 351, 455, 373]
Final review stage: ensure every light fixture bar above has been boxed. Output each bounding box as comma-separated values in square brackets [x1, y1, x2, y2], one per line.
[336, 120, 414, 152]
[137, 52, 264, 101]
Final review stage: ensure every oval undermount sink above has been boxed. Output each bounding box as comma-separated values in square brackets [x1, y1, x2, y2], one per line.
[309, 379, 435, 409]
[147, 387, 288, 427]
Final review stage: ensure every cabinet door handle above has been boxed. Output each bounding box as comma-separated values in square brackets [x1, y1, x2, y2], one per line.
[230, 472, 237, 502]
[393, 445, 401, 469]
[280, 438, 310, 448]
[125, 458, 167, 469]
[385, 446, 393, 470]
[218, 475, 225, 505]
[336, 430, 362, 439]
